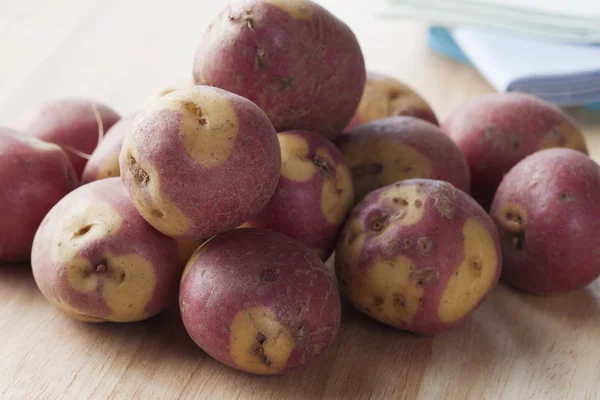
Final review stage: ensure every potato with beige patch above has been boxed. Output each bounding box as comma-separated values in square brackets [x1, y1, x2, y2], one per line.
[180, 229, 341, 374]
[0, 127, 78, 262]
[336, 179, 501, 335]
[336, 116, 470, 202]
[119, 85, 281, 239]
[31, 178, 182, 322]
[345, 72, 438, 130]
[443, 92, 587, 209]
[243, 130, 354, 260]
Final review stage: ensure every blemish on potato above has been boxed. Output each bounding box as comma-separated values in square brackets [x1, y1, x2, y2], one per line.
[411, 267, 439, 286]
[312, 155, 336, 180]
[497, 203, 527, 241]
[255, 48, 267, 71]
[417, 237, 434, 255]
[278, 77, 295, 93]
[260, 268, 278, 283]
[431, 182, 456, 219]
[229, 306, 294, 375]
[438, 218, 498, 323]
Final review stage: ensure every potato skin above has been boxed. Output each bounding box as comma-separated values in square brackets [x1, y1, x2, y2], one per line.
[0, 128, 78, 262]
[336, 116, 470, 202]
[345, 72, 438, 130]
[81, 113, 137, 184]
[180, 228, 341, 375]
[31, 178, 182, 322]
[193, 0, 366, 139]
[243, 130, 354, 260]
[443, 93, 587, 209]
[119, 86, 281, 239]
[336, 179, 501, 335]
[491, 149, 600, 294]
[17, 99, 121, 177]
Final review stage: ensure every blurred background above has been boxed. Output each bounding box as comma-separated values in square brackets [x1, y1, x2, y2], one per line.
[0, 0, 598, 125]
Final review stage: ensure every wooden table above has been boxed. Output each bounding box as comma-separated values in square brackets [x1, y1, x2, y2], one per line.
[1, 1, 599, 399]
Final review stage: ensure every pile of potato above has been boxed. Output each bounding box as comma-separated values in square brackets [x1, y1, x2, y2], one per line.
[2, 0, 599, 375]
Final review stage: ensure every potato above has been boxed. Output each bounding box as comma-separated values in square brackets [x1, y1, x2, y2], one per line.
[193, 0, 366, 139]
[491, 149, 600, 294]
[119, 85, 280, 239]
[345, 72, 438, 130]
[180, 228, 341, 375]
[443, 93, 587, 209]
[17, 99, 121, 177]
[336, 179, 501, 335]
[243, 130, 354, 260]
[81, 113, 137, 184]
[31, 178, 182, 322]
[336, 116, 470, 202]
[0, 128, 78, 262]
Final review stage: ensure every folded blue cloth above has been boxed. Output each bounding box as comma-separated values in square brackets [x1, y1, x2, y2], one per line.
[428, 27, 600, 110]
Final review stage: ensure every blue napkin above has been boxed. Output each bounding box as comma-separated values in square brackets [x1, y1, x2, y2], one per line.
[428, 26, 600, 110]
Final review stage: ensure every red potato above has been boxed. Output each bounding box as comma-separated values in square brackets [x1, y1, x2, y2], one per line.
[81, 114, 137, 184]
[0, 128, 77, 262]
[336, 179, 501, 335]
[17, 99, 121, 177]
[336, 116, 470, 202]
[119, 85, 281, 240]
[243, 130, 354, 260]
[345, 72, 438, 131]
[31, 178, 182, 322]
[193, 0, 366, 139]
[491, 149, 600, 294]
[180, 228, 341, 375]
[443, 93, 587, 209]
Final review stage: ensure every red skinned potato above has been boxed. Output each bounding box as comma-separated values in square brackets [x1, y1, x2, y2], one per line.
[443, 93, 587, 209]
[491, 149, 600, 294]
[180, 228, 341, 375]
[17, 99, 121, 177]
[243, 130, 354, 260]
[336, 179, 501, 335]
[31, 178, 182, 322]
[81, 113, 137, 184]
[336, 116, 470, 202]
[193, 0, 366, 139]
[119, 85, 280, 239]
[345, 72, 438, 130]
[0, 128, 77, 262]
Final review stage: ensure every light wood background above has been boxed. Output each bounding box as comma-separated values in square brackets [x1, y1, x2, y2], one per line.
[1, 1, 600, 399]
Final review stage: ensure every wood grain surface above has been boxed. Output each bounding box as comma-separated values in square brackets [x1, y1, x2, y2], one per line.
[1, 1, 600, 399]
